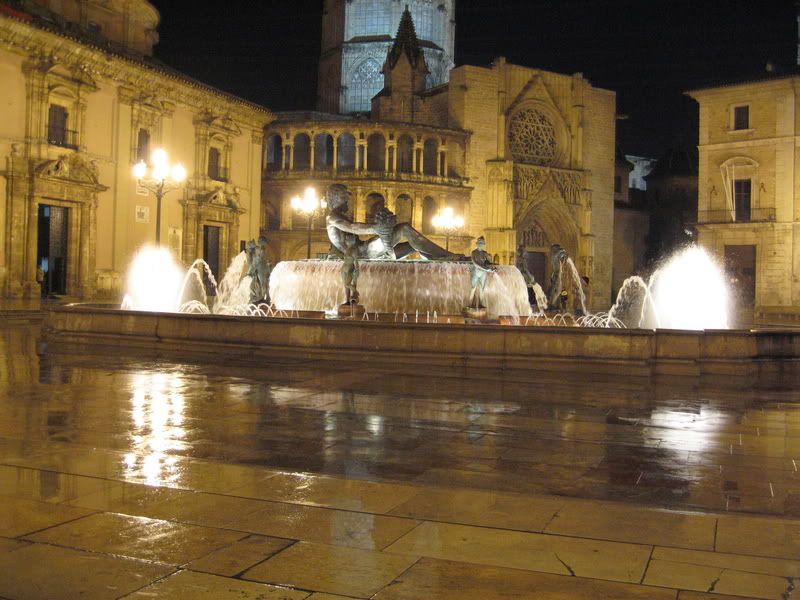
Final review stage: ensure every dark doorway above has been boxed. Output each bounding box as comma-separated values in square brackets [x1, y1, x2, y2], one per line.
[526, 251, 547, 285]
[37, 204, 69, 296]
[725, 245, 756, 306]
[203, 225, 221, 280]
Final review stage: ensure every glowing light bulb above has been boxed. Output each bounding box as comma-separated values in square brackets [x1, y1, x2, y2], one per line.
[133, 161, 147, 179]
[290, 196, 301, 210]
[171, 163, 186, 183]
[151, 148, 167, 168]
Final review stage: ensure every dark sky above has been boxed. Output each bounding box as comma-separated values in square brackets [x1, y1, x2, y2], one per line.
[152, 0, 798, 157]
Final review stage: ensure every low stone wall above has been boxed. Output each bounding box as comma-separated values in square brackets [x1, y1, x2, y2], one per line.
[42, 305, 800, 382]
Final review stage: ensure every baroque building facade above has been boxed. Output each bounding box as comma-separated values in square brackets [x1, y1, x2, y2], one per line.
[0, 0, 271, 299]
[688, 76, 798, 315]
[264, 6, 616, 309]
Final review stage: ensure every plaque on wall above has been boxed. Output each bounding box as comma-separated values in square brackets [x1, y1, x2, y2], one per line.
[135, 205, 150, 223]
[136, 183, 148, 196]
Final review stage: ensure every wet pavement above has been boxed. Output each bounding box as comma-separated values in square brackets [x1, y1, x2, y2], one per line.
[1, 321, 800, 599]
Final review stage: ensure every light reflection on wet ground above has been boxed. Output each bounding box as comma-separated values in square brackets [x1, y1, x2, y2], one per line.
[2, 322, 800, 516]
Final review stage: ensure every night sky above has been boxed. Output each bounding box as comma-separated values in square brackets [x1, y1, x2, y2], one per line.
[152, 0, 798, 157]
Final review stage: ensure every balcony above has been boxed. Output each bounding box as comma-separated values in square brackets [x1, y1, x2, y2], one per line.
[696, 208, 776, 224]
[264, 168, 467, 188]
[47, 128, 79, 150]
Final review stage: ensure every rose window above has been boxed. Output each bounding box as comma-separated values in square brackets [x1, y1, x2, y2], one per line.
[508, 109, 557, 165]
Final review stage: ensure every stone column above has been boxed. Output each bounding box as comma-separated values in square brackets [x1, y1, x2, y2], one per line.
[412, 193, 423, 230]
[332, 136, 338, 171]
[309, 134, 316, 170]
[285, 144, 293, 170]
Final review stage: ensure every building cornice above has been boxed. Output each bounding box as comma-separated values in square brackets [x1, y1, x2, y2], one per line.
[0, 14, 274, 130]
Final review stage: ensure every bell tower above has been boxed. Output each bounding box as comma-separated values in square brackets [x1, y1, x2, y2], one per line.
[317, 0, 455, 115]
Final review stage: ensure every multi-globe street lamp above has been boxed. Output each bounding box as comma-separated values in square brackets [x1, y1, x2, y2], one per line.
[431, 206, 464, 252]
[290, 186, 327, 259]
[133, 148, 187, 245]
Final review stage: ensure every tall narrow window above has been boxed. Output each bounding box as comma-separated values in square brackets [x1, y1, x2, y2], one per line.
[733, 105, 749, 130]
[208, 147, 223, 181]
[136, 128, 150, 163]
[734, 179, 751, 221]
[47, 104, 69, 147]
[347, 59, 382, 113]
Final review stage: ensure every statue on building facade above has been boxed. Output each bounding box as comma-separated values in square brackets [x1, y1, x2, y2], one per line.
[246, 235, 271, 305]
[325, 184, 458, 260]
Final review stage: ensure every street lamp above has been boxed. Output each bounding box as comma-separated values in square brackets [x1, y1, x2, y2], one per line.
[431, 206, 464, 252]
[133, 148, 187, 245]
[290, 186, 327, 259]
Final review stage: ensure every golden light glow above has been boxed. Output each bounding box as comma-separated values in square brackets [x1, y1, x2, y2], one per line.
[132, 148, 185, 184]
[432, 206, 464, 230]
[290, 186, 326, 214]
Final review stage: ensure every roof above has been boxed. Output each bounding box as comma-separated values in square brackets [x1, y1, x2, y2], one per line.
[645, 146, 698, 180]
[387, 6, 425, 69]
[0, 1, 270, 116]
[686, 64, 800, 94]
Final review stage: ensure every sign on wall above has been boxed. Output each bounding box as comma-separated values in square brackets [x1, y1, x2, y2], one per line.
[135, 205, 150, 223]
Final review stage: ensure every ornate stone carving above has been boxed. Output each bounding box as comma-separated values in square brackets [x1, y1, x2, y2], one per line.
[508, 108, 557, 166]
[36, 154, 103, 187]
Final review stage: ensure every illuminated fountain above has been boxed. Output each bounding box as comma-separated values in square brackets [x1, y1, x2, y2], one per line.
[120, 241, 730, 330]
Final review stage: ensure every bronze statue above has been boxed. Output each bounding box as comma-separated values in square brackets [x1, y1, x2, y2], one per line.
[468, 236, 496, 309]
[325, 184, 457, 260]
[246, 235, 271, 305]
[341, 237, 360, 305]
[516, 243, 537, 303]
[547, 244, 568, 310]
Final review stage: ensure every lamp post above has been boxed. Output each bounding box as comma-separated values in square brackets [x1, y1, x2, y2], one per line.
[133, 148, 187, 245]
[290, 186, 327, 259]
[431, 206, 464, 252]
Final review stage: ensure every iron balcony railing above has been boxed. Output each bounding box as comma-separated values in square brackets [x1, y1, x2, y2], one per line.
[208, 166, 230, 183]
[47, 127, 79, 150]
[696, 208, 776, 224]
[264, 168, 467, 187]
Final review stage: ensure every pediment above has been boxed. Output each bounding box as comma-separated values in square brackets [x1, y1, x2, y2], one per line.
[505, 74, 569, 128]
[198, 188, 243, 212]
[194, 111, 242, 137]
[35, 154, 106, 190]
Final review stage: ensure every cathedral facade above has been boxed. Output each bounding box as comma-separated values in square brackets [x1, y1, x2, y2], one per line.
[0, 0, 271, 299]
[263, 3, 616, 309]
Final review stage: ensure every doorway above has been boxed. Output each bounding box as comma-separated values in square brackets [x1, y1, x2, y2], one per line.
[526, 251, 547, 284]
[724, 245, 756, 306]
[37, 204, 69, 296]
[203, 225, 221, 281]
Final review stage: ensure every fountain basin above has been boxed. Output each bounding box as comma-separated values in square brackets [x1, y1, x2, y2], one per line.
[270, 260, 531, 319]
[43, 304, 800, 384]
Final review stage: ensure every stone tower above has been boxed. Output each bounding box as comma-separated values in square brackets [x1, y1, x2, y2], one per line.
[317, 0, 455, 114]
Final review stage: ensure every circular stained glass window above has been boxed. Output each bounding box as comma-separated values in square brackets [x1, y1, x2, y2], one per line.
[508, 109, 557, 166]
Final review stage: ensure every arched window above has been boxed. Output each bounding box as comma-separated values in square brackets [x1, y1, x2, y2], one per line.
[423, 138, 438, 176]
[314, 133, 334, 169]
[293, 133, 311, 170]
[395, 194, 413, 224]
[397, 135, 414, 173]
[422, 196, 437, 234]
[347, 59, 383, 113]
[346, 0, 391, 38]
[265, 134, 283, 171]
[367, 133, 385, 172]
[136, 128, 150, 163]
[410, 0, 433, 41]
[337, 133, 356, 171]
[365, 193, 385, 223]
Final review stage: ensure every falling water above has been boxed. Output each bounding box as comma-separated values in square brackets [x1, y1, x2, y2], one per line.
[564, 257, 587, 315]
[269, 260, 532, 319]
